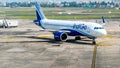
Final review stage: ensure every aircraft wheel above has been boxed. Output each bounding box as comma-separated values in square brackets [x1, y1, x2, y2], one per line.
[75, 36, 81, 40]
[92, 39, 96, 45]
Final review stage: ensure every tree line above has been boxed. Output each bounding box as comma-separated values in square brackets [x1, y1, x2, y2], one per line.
[0, 1, 119, 8]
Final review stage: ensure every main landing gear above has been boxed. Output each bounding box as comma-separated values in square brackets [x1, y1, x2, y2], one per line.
[75, 36, 96, 45]
[75, 36, 81, 40]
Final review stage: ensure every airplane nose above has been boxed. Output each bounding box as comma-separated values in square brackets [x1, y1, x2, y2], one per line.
[101, 30, 107, 36]
[96, 30, 107, 37]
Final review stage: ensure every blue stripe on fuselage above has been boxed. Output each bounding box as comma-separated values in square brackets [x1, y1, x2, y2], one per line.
[61, 29, 96, 39]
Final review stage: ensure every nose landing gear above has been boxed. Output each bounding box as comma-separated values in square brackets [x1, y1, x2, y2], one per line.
[92, 39, 96, 45]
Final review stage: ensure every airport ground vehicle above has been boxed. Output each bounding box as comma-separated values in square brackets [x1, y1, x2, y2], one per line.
[0, 19, 18, 28]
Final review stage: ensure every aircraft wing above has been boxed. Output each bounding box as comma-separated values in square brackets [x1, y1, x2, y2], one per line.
[39, 29, 71, 33]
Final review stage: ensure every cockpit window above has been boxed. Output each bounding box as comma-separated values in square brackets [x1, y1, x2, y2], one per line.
[94, 27, 104, 29]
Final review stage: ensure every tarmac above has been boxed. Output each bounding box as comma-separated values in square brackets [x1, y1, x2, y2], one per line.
[0, 19, 120, 68]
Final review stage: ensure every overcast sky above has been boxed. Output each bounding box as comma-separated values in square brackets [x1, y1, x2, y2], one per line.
[0, 0, 113, 3]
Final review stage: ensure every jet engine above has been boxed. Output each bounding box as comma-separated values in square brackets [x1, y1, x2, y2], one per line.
[54, 31, 67, 41]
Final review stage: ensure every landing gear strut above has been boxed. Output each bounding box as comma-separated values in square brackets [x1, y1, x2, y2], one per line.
[75, 36, 81, 40]
[92, 39, 96, 45]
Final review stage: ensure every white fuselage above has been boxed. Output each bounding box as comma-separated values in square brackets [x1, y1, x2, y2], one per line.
[34, 2, 107, 43]
[38, 19, 107, 38]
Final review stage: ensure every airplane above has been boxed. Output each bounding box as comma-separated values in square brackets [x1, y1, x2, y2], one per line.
[33, 3, 107, 45]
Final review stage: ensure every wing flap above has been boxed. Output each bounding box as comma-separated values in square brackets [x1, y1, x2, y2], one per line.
[39, 29, 70, 33]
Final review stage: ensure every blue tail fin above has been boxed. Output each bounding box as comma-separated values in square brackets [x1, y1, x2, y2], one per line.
[101, 16, 106, 25]
[34, 2, 46, 22]
[102, 16, 105, 23]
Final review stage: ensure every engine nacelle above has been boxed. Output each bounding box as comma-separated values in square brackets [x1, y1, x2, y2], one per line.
[54, 31, 67, 41]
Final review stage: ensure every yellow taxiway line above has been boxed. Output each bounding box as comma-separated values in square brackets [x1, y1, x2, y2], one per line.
[36, 35, 53, 38]
[91, 44, 98, 68]
[101, 35, 117, 38]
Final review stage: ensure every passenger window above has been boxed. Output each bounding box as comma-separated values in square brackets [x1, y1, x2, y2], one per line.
[94, 27, 104, 29]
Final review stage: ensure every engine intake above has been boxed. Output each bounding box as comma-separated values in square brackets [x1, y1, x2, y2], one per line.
[54, 31, 67, 41]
